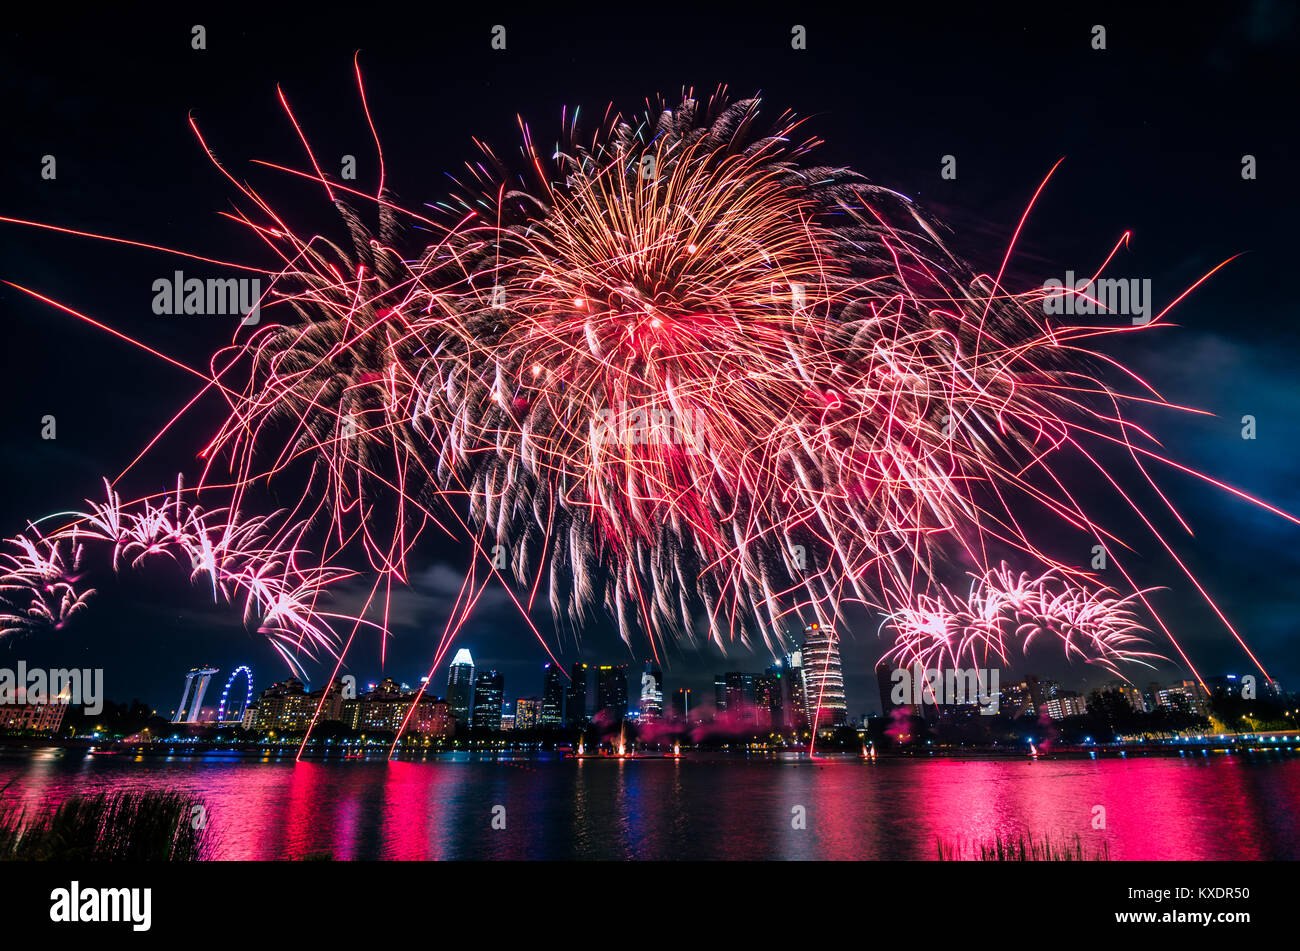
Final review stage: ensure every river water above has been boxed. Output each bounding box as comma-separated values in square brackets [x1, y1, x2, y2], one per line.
[2, 748, 1297, 859]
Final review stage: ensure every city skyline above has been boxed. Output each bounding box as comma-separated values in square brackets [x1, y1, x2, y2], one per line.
[90, 644, 1278, 734]
[0, 4, 1297, 883]
[2, 9, 1298, 722]
[8, 650, 1288, 762]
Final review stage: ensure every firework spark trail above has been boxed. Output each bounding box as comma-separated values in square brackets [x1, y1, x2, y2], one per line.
[0, 535, 94, 636]
[409, 91, 1231, 674]
[878, 564, 1163, 676]
[3, 76, 1293, 710]
[0, 480, 360, 675]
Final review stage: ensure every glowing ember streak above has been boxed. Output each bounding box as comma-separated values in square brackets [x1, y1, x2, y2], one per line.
[1, 480, 357, 675]
[879, 564, 1162, 676]
[3, 77, 1293, 720]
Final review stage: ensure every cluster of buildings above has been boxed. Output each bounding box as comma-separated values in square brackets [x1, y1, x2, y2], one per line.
[706, 624, 848, 731]
[0, 686, 73, 735]
[447, 652, 643, 733]
[439, 622, 849, 735]
[152, 628, 842, 738]
[872, 667, 1276, 722]
[242, 677, 455, 737]
[167, 657, 1293, 739]
[19, 614, 1276, 743]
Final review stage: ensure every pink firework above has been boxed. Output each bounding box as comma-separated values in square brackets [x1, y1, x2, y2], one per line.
[879, 564, 1163, 676]
[0, 535, 95, 636]
[4, 479, 363, 675]
[2, 74, 1294, 731]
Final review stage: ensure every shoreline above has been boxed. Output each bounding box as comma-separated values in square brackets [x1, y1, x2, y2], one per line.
[2, 736, 1297, 762]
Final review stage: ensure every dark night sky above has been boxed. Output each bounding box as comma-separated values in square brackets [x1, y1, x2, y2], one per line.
[0, 3, 1296, 717]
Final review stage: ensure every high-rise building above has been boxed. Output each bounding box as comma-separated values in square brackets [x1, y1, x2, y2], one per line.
[757, 666, 784, 729]
[0, 683, 72, 735]
[355, 678, 407, 732]
[713, 674, 728, 713]
[471, 670, 505, 731]
[724, 672, 755, 723]
[408, 697, 453, 738]
[541, 664, 566, 727]
[596, 665, 628, 722]
[172, 666, 219, 723]
[1041, 692, 1087, 720]
[446, 649, 476, 726]
[639, 662, 663, 720]
[1155, 683, 1207, 717]
[515, 696, 542, 730]
[1206, 674, 1243, 699]
[565, 663, 590, 729]
[251, 678, 314, 733]
[1174, 680, 1209, 716]
[801, 623, 847, 727]
[307, 678, 348, 725]
[998, 681, 1034, 718]
[784, 650, 809, 729]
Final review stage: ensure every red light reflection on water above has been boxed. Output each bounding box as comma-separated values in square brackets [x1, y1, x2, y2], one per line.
[0, 751, 1297, 859]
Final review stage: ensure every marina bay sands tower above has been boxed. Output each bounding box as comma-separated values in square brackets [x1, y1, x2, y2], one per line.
[173, 666, 220, 724]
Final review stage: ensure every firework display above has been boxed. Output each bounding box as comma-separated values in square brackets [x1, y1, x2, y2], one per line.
[879, 565, 1162, 676]
[416, 94, 1167, 665]
[0, 479, 355, 675]
[0, 535, 93, 637]
[2, 78, 1287, 718]
[4, 5, 1300, 895]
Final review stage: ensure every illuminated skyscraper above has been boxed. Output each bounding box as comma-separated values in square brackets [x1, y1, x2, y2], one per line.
[724, 672, 754, 723]
[1026, 675, 1060, 709]
[515, 696, 542, 730]
[249, 678, 312, 732]
[1042, 692, 1088, 720]
[356, 678, 406, 732]
[713, 674, 728, 712]
[596, 665, 628, 723]
[801, 623, 847, 727]
[757, 666, 784, 729]
[471, 670, 505, 731]
[784, 650, 809, 729]
[1, 683, 72, 734]
[639, 662, 663, 720]
[541, 663, 566, 727]
[446, 649, 475, 726]
[1175, 680, 1209, 716]
[565, 663, 590, 729]
[1102, 680, 1148, 713]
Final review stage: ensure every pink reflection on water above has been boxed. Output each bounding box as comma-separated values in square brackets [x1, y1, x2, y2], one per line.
[904, 754, 1300, 859]
[0, 750, 1297, 860]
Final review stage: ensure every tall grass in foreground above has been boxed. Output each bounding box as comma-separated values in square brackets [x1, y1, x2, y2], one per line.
[937, 832, 1110, 861]
[0, 789, 212, 861]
